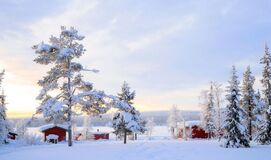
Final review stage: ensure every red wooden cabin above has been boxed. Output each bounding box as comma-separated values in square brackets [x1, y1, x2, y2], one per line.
[39, 124, 68, 142]
[8, 132, 18, 140]
[178, 121, 209, 139]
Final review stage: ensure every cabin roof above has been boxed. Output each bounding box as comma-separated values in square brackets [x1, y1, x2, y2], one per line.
[39, 124, 69, 132]
[8, 132, 18, 136]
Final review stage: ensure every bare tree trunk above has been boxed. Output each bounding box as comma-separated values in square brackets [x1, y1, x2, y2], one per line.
[124, 130, 127, 144]
[135, 133, 137, 140]
[248, 100, 252, 140]
[67, 58, 73, 147]
[68, 112, 72, 146]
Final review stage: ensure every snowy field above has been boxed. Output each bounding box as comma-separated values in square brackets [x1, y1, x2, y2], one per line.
[0, 126, 270, 160]
[0, 140, 270, 160]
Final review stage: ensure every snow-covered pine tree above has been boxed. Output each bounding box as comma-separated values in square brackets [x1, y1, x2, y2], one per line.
[33, 26, 112, 146]
[222, 66, 250, 148]
[202, 84, 216, 139]
[112, 81, 146, 144]
[241, 66, 256, 140]
[255, 44, 271, 144]
[0, 70, 9, 144]
[167, 105, 180, 138]
[253, 91, 265, 134]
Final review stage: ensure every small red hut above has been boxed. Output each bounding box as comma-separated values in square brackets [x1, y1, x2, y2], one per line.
[39, 124, 68, 142]
[8, 132, 18, 140]
[178, 121, 209, 139]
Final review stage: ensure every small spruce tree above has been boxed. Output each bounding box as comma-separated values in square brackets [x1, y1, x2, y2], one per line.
[112, 81, 145, 144]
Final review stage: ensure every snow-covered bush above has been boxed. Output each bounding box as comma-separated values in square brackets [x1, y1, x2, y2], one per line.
[146, 117, 155, 139]
[14, 120, 27, 139]
[22, 133, 43, 145]
[167, 105, 180, 138]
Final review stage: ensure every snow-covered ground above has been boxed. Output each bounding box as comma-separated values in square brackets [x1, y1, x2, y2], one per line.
[0, 126, 270, 160]
[0, 140, 270, 160]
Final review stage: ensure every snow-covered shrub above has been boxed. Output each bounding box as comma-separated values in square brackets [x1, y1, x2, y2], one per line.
[167, 105, 180, 138]
[22, 133, 43, 145]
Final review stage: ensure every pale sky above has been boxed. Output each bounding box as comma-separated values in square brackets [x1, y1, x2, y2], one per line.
[0, 0, 271, 117]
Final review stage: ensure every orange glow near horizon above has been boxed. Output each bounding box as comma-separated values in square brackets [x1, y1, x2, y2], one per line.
[7, 111, 34, 118]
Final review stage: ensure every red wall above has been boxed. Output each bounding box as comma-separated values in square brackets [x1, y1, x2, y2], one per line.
[8, 133, 17, 140]
[93, 133, 109, 140]
[191, 126, 208, 139]
[178, 125, 208, 139]
[44, 127, 67, 142]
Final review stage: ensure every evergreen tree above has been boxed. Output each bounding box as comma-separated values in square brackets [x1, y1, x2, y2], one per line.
[202, 84, 216, 138]
[33, 26, 123, 146]
[112, 81, 145, 144]
[0, 70, 9, 144]
[222, 66, 250, 148]
[241, 66, 256, 140]
[253, 91, 265, 134]
[255, 44, 271, 144]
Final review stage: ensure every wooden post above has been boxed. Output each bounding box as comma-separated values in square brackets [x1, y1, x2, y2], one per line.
[124, 130, 127, 144]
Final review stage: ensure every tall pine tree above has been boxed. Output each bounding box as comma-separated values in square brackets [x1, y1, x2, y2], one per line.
[33, 26, 123, 146]
[241, 66, 256, 140]
[255, 44, 271, 144]
[222, 66, 250, 148]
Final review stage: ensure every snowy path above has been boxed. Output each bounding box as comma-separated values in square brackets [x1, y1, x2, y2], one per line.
[0, 140, 270, 160]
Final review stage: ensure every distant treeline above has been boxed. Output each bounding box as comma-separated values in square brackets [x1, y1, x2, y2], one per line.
[10, 111, 200, 127]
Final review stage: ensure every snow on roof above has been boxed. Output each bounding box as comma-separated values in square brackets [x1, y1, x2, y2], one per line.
[185, 120, 201, 127]
[39, 124, 69, 132]
[91, 132, 110, 134]
[178, 120, 201, 128]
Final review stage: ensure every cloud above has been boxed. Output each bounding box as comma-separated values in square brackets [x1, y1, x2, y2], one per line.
[125, 15, 196, 52]
[0, 0, 270, 114]
[29, 0, 99, 39]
